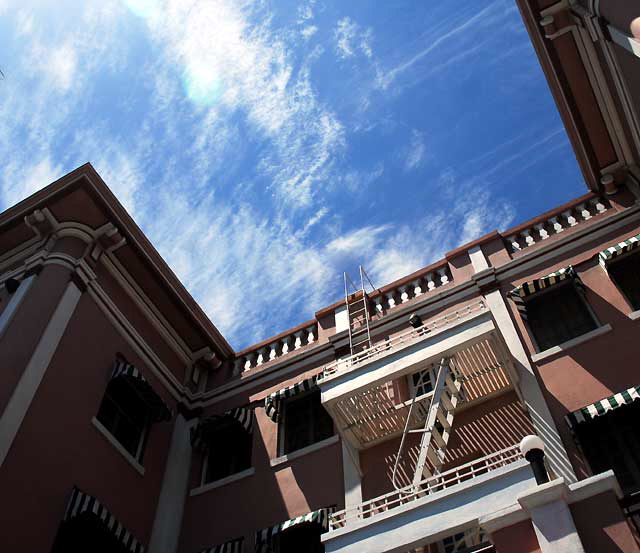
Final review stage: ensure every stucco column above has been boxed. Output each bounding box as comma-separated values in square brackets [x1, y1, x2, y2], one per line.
[341, 439, 363, 519]
[149, 413, 196, 553]
[518, 479, 585, 553]
[0, 278, 82, 467]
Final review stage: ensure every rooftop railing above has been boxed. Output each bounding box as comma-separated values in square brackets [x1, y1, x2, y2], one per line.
[319, 299, 488, 382]
[329, 444, 523, 530]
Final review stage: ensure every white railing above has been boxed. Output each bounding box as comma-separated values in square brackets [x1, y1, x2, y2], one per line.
[234, 323, 318, 374]
[319, 300, 487, 381]
[505, 196, 607, 253]
[371, 265, 453, 314]
[329, 445, 523, 530]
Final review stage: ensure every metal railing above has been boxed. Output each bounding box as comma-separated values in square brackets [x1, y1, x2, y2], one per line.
[329, 444, 523, 530]
[319, 300, 488, 382]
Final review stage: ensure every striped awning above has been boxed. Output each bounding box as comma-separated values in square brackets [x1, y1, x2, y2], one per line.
[198, 537, 243, 553]
[510, 266, 577, 320]
[566, 384, 640, 428]
[191, 407, 253, 452]
[255, 508, 331, 553]
[63, 486, 145, 553]
[599, 233, 640, 267]
[264, 374, 319, 422]
[111, 356, 172, 423]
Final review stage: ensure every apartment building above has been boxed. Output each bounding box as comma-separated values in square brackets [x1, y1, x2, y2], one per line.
[0, 1, 639, 553]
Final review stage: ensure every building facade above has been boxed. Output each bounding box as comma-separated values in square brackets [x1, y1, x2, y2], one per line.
[0, 2, 639, 553]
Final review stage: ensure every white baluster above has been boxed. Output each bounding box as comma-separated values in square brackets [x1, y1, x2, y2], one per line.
[590, 197, 606, 214]
[426, 273, 437, 291]
[294, 331, 304, 350]
[437, 267, 449, 285]
[374, 297, 384, 314]
[535, 223, 549, 240]
[281, 336, 292, 355]
[386, 293, 396, 309]
[269, 342, 279, 361]
[399, 286, 410, 303]
[256, 348, 267, 365]
[244, 353, 256, 371]
[578, 203, 591, 221]
[307, 326, 316, 344]
[509, 237, 522, 251]
[523, 229, 535, 247]
[563, 210, 577, 227]
[550, 216, 563, 234]
[412, 279, 423, 297]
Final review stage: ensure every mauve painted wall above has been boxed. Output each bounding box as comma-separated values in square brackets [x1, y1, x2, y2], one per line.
[0, 291, 176, 551]
[571, 491, 640, 553]
[491, 520, 541, 553]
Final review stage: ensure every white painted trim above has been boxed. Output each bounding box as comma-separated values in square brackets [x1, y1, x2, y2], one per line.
[530, 324, 612, 363]
[628, 309, 640, 321]
[189, 467, 255, 496]
[270, 434, 339, 467]
[91, 417, 145, 476]
[469, 246, 489, 273]
[0, 274, 36, 342]
[0, 281, 82, 468]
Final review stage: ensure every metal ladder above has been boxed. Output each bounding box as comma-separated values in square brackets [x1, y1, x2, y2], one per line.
[392, 358, 462, 491]
[343, 266, 376, 356]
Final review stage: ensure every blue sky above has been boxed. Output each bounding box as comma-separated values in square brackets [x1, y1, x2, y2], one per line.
[0, 0, 586, 349]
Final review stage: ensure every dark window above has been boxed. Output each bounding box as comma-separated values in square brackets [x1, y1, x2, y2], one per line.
[96, 379, 150, 460]
[525, 283, 597, 351]
[576, 401, 640, 495]
[282, 390, 333, 455]
[411, 368, 434, 397]
[609, 253, 640, 311]
[51, 513, 130, 553]
[205, 421, 252, 483]
[276, 523, 324, 553]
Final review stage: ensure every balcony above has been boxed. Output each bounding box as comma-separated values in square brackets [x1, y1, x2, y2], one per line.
[317, 300, 516, 449]
[322, 446, 533, 553]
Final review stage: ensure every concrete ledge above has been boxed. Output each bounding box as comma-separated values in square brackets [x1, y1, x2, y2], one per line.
[568, 469, 622, 501]
[628, 309, 640, 321]
[531, 324, 612, 363]
[91, 417, 145, 476]
[271, 434, 339, 468]
[190, 467, 255, 496]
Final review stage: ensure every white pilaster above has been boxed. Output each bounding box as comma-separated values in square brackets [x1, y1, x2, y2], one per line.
[341, 439, 362, 520]
[0, 274, 36, 342]
[0, 280, 82, 467]
[518, 479, 586, 553]
[335, 305, 350, 333]
[468, 246, 489, 273]
[149, 414, 197, 553]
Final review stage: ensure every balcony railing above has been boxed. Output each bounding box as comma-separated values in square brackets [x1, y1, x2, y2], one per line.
[319, 300, 488, 382]
[329, 445, 523, 530]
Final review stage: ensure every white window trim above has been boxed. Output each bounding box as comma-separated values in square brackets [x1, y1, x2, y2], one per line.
[530, 324, 612, 363]
[407, 366, 436, 400]
[271, 434, 340, 468]
[190, 467, 255, 497]
[91, 416, 145, 476]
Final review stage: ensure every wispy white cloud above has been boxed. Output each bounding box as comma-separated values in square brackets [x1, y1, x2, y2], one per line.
[335, 17, 373, 59]
[301, 25, 318, 40]
[403, 130, 426, 172]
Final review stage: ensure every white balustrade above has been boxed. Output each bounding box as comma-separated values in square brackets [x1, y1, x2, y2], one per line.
[235, 325, 319, 372]
[506, 197, 608, 253]
[399, 286, 410, 303]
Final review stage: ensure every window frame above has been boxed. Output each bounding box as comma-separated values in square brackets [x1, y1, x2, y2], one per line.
[200, 418, 254, 485]
[278, 388, 334, 457]
[606, 250, 640, 312]
[95, 380, 152, 463]
[521, 279, 600, 353]
[408, 366, 436, 401]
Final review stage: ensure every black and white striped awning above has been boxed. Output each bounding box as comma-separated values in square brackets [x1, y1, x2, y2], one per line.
[111, 356, 172, 423]
[566, 384, 640, 428]
[198, 537, 243, 553]
[599, 233, 640, 267]
[264, 375, 319, 422]
[510, 266, 578, 320]
[255, 508, 331, 553]
[191, 407, 253, 452]
[63, 486, 145, 553]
